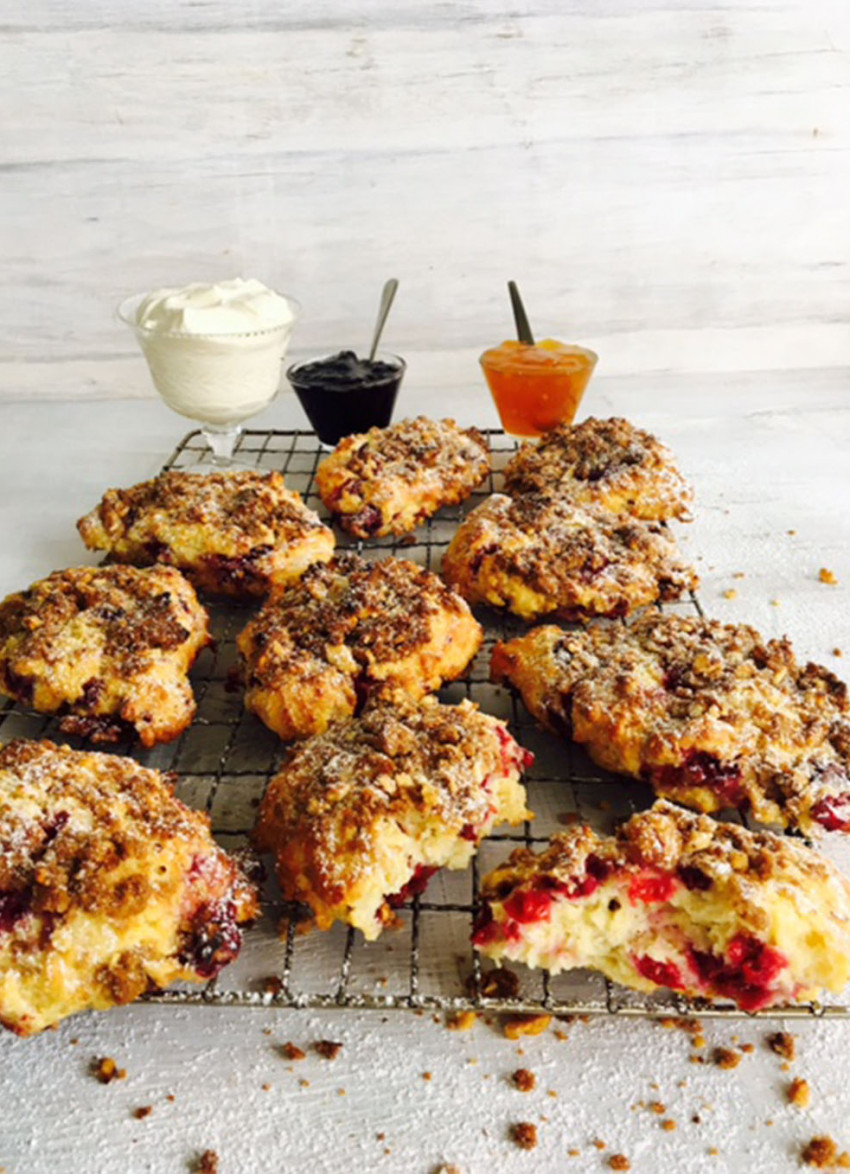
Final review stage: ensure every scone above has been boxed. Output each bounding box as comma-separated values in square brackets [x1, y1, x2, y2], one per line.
[491, 616, 850, 834]
[314, 416, 490, 539]
[77, 469, 334, 599]
[473, 800, 850, 1011]
[255, 698, 532, 939]
[441, 493, 698, 622]
[502, 416, 693, 521]
[0, 564, 210, 747]
[238, 553, 483, 740]
[0, 739, 258, 1036]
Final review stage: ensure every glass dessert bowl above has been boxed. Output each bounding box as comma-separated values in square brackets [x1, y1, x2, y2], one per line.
[287, 350, 406, 447]
[119, 278, 301, 468]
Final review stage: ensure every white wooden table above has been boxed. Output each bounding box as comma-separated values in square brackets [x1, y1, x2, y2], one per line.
[2, 372, 850, 1173]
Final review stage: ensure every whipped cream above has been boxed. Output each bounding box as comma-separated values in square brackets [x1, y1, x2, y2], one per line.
[128, 278, 299, 426]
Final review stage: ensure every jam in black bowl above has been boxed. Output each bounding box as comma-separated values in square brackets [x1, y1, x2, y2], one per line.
[287, 350, 406, 446]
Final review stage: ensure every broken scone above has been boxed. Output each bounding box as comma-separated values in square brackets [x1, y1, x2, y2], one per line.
[474, 800, 850, 1011]
[238, 553, 483, 740]
[442, 493, 697, 622]
[0, 739, 258, 1036]
[315, 416, 490, 539]
[0, 564, 210, 746]
[502, 416, 693, 521]
[255, 698, 532, 939]
[77, 468, 334, 599]
[491, 615, 850, 835]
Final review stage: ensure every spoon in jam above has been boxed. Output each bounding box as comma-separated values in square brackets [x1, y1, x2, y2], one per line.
[368, 278, 400, 361]
[507, 280, 535, 345]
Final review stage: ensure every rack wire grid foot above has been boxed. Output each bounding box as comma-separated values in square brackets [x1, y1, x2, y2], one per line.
[2, 426, 847, 1021]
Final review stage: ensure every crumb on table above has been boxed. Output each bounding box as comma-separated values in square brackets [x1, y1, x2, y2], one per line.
[608, 1157, 631, 1171]
[510, 1122, 538, 1150]
[801, 1136, 837, 1167]
[447, 1010, 478, 1032]
[788, 1078, 811, 1108]
[132, 1106, 153, 1120]
[314, 1040, 343, 1060]
[767, 1032, 796, 1061]
[712, 1046, 741, 1069]
[196, 1152, 219, 1174]
[281, 1042, 306, 1061]
[502, 1013, 551, 1040]
[722, 589, 737, 600]
[512, 1068, 536, 1092]
[819, 568, 839, 585]
[92, 1057, 127, 1084]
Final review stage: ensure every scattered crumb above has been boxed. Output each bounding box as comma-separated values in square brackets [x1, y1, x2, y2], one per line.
[166, 1094, 176, 1103]
[835, 649, 844, 658]
[314, 1040, 343, 1060]
[788, 529, 797, 535]
[692, 1114, 701, 1124]
[733, 572, 745, 580]
[788, 1078, 811, 1108]
[196, 1152, 219, 1174]
[133, 1106, 153, 1120]
[69, 1038, 79, 1046]
[708, 1148, 719, 1157]
[648, 1102, 666, 1115]
[692, 1034, 706, 1050]
[567, 1150, 581, 1158]
[447, 1010, 477, 1032]
[712, 1047, 741, 1069]
[554, 1030, 569, 1042]
[658, 1016, 701, 1035]
[819, 568, 839, 585]
[510, 1122, 538, 1150]
[502, 1013, 551, 1040]
[722, 589, 737, 600]
[593, 1139, 607, 1150]
[802, 1136, 837, 1167]
[280, 1042, 306, 1062]
[512, 1068, 536, 1092]
[767, 1031, 796, 1061]
[376, 1133, 385, 1142]
[661, 1120, 676, 1132]
[608, 1157, 631, 1172]
[770, 599, 780, 607]
[261, 976, 284, 997]
[299, 1079, 310, 1088]
[337, 1088, 346, 1097]
[92, 1057, 126, 1084]
[423, 1071, 433, 1082]
[741, 1043, 754, 1054]
[547, 1089, 557, 1099]
[432, 1166, 462, 1174]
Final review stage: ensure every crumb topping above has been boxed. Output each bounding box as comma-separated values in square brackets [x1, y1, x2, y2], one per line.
[502, 416, 693, 521]
[315, 416, 490, 539]
[442, 493, 697, 622]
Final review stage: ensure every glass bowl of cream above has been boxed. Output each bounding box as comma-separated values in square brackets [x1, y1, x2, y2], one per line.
[118, 278, 300, 467]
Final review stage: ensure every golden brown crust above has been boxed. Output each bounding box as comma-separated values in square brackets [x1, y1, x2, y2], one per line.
[474, 799, 850, 1010]
[315, 416, 490, 539]
[0, 739, 258, 1035]
[255, 698, 532, 938]
[238, 554, 483, 740]
[442, 494, 698, 622]
[491, 615, 850, 834]
[0, 565, 210, 747]
[502, 416, 693, 521]
[77, 469, 335, 599]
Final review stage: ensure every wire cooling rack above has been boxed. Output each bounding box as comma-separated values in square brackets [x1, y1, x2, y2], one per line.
[2, 426, 847, 1020]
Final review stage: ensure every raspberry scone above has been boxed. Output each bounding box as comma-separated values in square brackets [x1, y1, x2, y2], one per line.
[502, 416, 693, 521]
[473, 800, 850, 1011]
[491, 615, 850, 835]
[255, 698, 532, 939]
[314, 416, 490, 539]
[77, 469, 334, 599]
[0, 739, 258, 1036]
[0, 565, 210, 747]
[238, 553, 483, 740]
[441, 493, 697, 622]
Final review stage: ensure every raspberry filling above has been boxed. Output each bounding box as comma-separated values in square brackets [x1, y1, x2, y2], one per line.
[689, 934, 787, 1011]
[634, 955, 683, 989]
[495, 724, 535, 774]
[811, 793, 850, 832]
[0, 891, 32, 935]
[654, 751, 744, 807]
[386, 864, 439, 908]
[180, 898, 243, 979]
[628, 871, 678, 904]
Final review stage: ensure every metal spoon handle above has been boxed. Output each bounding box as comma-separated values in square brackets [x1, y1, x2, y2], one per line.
[368, 278, 400, 361]
[508, 280, 535, 345]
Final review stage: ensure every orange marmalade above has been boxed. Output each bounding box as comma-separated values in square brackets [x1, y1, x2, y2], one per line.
[480, 339, 598, 438]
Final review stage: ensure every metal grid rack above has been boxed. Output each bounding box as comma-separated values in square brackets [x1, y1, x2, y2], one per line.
[2, 426, 847, 1020]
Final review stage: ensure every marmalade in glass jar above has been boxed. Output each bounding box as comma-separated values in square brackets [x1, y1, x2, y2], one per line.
[480, 339, 598, 438]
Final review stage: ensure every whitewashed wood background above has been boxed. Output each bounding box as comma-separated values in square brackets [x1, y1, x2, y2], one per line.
[2, 0, 849, 400]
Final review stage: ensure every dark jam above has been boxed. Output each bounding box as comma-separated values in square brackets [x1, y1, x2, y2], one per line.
[287, 350, 405, 446]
